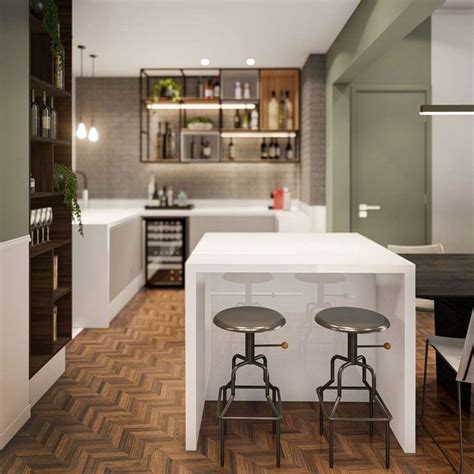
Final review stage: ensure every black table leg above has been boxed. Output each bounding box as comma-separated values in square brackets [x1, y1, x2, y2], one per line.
[434, 298, 474, 413]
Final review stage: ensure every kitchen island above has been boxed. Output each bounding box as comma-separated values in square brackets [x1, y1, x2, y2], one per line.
[185, 233, 416, 453]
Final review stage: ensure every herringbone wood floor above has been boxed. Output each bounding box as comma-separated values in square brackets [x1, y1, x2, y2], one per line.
[0, 289, 472, 473]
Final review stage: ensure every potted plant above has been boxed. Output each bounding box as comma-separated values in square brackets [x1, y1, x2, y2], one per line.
[53, 163, 83, 236]
[150, 78, 182, 102]
[43, 0, 65, 89]
[187, 116, 214, 130]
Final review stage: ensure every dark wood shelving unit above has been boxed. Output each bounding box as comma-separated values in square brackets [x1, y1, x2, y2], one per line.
[140, 68, 300, 164]
[29, 2, 73, 379]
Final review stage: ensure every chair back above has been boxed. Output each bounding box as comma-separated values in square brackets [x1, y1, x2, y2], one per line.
[456, 309, 474, 383]
[387, 243, 445, 254]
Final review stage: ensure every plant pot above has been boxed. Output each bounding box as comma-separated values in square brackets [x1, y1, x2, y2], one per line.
[30, 0, 44, 16]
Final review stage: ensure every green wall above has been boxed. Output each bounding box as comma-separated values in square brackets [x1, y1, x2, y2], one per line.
[0, 0, 29, 242]
[325, 0, 444, 231]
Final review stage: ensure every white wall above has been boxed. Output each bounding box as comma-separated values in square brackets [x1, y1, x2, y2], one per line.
[431, 9, 474, 252]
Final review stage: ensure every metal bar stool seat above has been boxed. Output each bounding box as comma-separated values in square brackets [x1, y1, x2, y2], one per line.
[214, 305, 287, 467]
[315, 307, 393, 469]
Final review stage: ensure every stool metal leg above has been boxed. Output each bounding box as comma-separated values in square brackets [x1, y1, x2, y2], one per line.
[276, 418, 281, 467]
[329, 419, 334, 468]
[220, 418, 225, 466]
[458, 381, 464, 473]
[385, 421, 390, 469]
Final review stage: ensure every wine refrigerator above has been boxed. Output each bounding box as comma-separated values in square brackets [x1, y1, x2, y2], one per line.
[144, 217, 188, 287]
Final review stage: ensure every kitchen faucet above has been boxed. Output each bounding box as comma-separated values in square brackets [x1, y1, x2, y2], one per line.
[76, 170, 89, 209]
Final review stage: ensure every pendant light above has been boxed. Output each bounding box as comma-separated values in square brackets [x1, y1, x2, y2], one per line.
[88, 54, 99, 142]
[76, 45, 88, 139]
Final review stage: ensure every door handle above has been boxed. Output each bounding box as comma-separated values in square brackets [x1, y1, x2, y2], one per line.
[358, 203, 381, 218]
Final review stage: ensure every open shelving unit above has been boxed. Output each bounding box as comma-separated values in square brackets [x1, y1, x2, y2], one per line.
[139, 68, 300, 164]
[29, 0, 72, 379]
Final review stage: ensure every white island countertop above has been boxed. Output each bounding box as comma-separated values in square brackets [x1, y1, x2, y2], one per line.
[185, 232, 416, 454]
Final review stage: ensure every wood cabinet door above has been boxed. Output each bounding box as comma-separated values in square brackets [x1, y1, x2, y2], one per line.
[260, 69, 300, 130]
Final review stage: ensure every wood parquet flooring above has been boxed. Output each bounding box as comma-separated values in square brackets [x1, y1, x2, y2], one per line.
[0, 289, 472, 473]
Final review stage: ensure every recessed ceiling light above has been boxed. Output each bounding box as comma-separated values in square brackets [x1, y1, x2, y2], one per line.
[246, 58, 256, 66]
[200, 58, 210, 66]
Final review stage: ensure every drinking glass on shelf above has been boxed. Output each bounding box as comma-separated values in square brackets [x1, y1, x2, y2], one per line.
[46, 207, 53, 242]
[39, 208, 48, 244]
[33, 209, 42, 246]
[30, 210, 36, 245]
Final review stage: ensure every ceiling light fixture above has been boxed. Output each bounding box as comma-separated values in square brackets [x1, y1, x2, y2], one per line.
[200, 58, 210, 66]
[75, 45, 88, 139]
[419, 105, 474, 115]
[246, 58, 256, 66]
[88, 54, 99, 142]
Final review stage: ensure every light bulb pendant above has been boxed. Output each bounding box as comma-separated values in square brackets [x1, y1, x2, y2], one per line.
[88, 125, 99, 142]
[76, 121, 87, 139]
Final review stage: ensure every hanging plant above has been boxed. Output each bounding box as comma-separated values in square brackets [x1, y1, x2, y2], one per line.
[53, 163, 83, 236]
[43, 0, 64, 69]
[150, 78, 182, 102]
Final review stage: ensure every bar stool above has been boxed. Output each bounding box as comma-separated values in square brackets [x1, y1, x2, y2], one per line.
[214, 305, 288, 467]
[315, 307, 393, 468]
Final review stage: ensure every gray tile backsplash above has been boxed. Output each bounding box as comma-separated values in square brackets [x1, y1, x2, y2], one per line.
[76, 68, 324, 201]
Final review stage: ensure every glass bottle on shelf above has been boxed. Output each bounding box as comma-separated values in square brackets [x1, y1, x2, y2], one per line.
[284, 90, 294, 129]
[242, 109, 250, 129]
[203, 139, 211, 159]
[268, 90, 279, 129]
[200, 137, 205, 159]
[278, 90, 285, 129]
[275, 138, 281, 159]
[228, 138, 235, 161]
[156, 122, 163, 160]
[234, 109, 241, 129]
[286, 137, 294, 160]
[31, 89, 39, 136]
[54, 25, 65, 90]
[163, 122, 168, 157]
[268, 138, 276, 159]
[250, 107, 259, 130]
[50, 97, 57, 140]
[260, 138, 268, 160]
[165, 123, 175, 159]
[197, 78, 203, 98]
[213, 79, 220, 98]
[243, 82, 251, 99]
[234, 81, 242, 99]
[190, 136, 197, 159]
[40, 91, 50, 138]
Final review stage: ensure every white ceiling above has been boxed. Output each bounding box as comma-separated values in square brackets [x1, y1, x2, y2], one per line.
[73, 0, 360, 77]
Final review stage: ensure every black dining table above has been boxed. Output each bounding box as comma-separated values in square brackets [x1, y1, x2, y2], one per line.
[402, 254, 474, 411]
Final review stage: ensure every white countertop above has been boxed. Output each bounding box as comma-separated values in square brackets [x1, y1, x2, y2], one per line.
[187, 232, 414, 272]
[75, 199, 308, 227]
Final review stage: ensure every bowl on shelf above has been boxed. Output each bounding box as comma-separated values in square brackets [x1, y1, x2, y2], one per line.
[188, 122, 213, 131]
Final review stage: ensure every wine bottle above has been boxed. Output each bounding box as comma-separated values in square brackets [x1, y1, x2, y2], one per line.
[31, 89, 39, 136]
[234, 81, 242, 99]
[50, 97, 57, 140]
[167, 125, 176, 159]
[260, 138, 268, 160]
[268, 138, 276, 159]
[268, 90, 278, 129]
[163, 122, 169, 158]
[213, 79, 220, 98]
[286, 137, 294, 160]
[228, 138, 235, 160]
[284, 90, 293, 129]
[275, 138, 281, 159]
[203, 139, 211, 159]
[234, 109, 241, 129]
[40, 91, 50, 138]
[197, 78, 203, 98]
[190, 136, 197, 159]
[278, 90, 285, 129]
[156, 122, 162, 160]
[242, 109, 250, 129]
[250, 108, 259, 130]
[200, 137, 205, 159]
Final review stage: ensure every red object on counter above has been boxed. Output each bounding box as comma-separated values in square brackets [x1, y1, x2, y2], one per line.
[270, 187, 290, 210]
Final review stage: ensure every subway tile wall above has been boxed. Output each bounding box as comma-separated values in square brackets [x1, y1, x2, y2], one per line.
[300, 55, 326, 205]
[76, 78, 300, 199]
